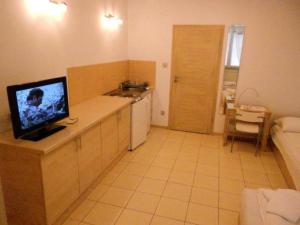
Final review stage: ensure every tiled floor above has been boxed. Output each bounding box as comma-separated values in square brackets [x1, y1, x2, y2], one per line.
[63, 128, 287, 225]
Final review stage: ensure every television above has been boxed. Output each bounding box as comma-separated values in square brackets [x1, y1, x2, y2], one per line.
[7, 77, 69, 141]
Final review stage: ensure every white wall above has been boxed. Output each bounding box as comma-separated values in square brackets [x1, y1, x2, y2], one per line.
[128, 0, 300, 132]
[0, 0, 128, 132]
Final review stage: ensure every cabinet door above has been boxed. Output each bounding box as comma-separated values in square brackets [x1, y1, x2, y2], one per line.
[118, 105, 131, 153]
[78, 124, 102, 193]
[42, 140, 79, 225]
[101, 113, 118, 168]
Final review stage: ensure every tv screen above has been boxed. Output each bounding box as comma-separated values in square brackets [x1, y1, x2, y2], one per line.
[7, 77, 69, 139]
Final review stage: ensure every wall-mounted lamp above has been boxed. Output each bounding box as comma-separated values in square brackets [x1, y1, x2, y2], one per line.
[102, 14, 123, 28]
[49, 0, 67, 13]
[25, 0, 67, 17]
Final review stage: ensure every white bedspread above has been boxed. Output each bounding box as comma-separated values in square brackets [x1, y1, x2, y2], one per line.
[257, 189, 300, 225]
[271, 125, 300, 190]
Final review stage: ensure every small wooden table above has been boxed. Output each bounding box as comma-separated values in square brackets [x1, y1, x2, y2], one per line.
[223, 103, 272, 151]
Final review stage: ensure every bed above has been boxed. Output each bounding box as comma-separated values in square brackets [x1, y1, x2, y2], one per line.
[271, 125, 300, 190]
[240, 189, 300, 225]
[240, 189, 264, 225]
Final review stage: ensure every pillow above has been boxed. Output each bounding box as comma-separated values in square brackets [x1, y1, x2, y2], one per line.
[275, 117, 300, 133]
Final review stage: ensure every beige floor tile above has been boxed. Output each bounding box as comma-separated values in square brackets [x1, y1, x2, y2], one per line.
[219, 149, 240, 160]
[260, 154, 278, 165]
[152, 157, 176, 169]
[120, 152, 137, 162]
[100, 172, 120, 185]
[111, 162, 129, 174]
[263, 163, 282, 174]
[180, 145, 199, 155]
[169, 171, 194, 186]
[193, 174, 219, 191]
[173, 160, 197, 173]
[112, 173, 142, 190]
[162, 141, 182, 151]
[87, 184, 110, 201]
[100, 187, 133, 207]
[220, 158, 241, 169]
[167, 131, 186, 141]
[241, 160, 265, 172]
[219, 209, 239, 225]
[184, 133, 201, 146]
[163, 182, 192, 201]
[177, 153, 198, 163]
[151, 216, 184, 225]
[240, 152, 261, 163]
[199, 146, 219, 155]
[137, 178, 167, 195]
[196, 164, 219, 177]
[62, 219, 80, 225]
[219, 167, 243, 181]
[219, 178, 245, 194]
[267, 173, 288, 189]
[69, 199, 96, 221]
[132, 153, 156, 165]
[219, 192, 240, 212]
[190, 187, 218, 207]
[186, 203, 218, 225]
[123, 162, 150, 176]
[83, 203, 122, 225]
[156, 197, 188, 221]
[245, 182, 272, 189]
[157, 152, 179, 160]
[145, 166, 171, 180]
[243, 170, 269, 185]
[115, 209, 152, 225]
[127, 192, 160, 214]
[198, 155, 219, 167]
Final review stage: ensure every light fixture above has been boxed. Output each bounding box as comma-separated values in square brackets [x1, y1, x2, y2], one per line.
[25, 0, 67, 17]
[102, 13, 123, 28]
[237, 87, 260, 105]
[49, 0, 67, 13]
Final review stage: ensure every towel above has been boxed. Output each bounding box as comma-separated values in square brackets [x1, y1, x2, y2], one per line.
[266, 189, 300, 223]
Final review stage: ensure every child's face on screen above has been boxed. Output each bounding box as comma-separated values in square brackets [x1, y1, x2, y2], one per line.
[27, 95, 43, 107]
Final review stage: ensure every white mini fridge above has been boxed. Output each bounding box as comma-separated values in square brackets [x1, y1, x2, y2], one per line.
[131, 97, 148, 150]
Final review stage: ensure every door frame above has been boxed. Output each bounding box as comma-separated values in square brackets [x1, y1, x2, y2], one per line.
[168, 25, 225, 133]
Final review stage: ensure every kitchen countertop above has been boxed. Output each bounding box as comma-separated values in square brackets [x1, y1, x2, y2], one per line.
[0, 96, 132, 155]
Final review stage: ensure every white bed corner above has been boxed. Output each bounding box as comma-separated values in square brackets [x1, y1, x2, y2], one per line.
[271, 125, 300, 190]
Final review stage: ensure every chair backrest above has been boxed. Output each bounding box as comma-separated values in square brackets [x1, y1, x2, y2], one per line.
[235, 109, 265, 123]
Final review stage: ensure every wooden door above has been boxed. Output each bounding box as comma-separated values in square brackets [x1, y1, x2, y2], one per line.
[169, 25, 224, 133]
[101, 113, 119, 168]
[118, 105, 131, 153]
[78, 124, 102, 192]
[42, 140, 80, 225]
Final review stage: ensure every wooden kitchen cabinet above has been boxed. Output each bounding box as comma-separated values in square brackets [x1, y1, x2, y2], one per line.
[77, 123, 102, 193]
[101, 113, 119, 168]
[0, 96, 132, 225]
[118, 105, 131, 152]
[42, 140, 80, 225]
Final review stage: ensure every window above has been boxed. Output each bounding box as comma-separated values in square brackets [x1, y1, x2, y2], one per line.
[225, 25, 245, 67]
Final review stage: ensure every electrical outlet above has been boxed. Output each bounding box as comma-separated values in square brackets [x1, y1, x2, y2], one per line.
[162, 62, 168, 68]
[160, 110, 165, 116]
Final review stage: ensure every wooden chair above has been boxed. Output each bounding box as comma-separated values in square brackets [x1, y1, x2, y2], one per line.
[231, 109, 265, 155]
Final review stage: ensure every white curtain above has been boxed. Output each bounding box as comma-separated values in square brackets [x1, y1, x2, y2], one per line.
[230, 31, 244, 66]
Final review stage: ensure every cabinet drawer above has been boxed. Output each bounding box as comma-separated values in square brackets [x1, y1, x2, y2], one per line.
[42, 140, 79, 225]
[78, 124, 102, 192]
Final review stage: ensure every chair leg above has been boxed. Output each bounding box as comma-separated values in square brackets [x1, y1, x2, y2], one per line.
[255, 134, 261, 156]
[231, 135, 235, 152]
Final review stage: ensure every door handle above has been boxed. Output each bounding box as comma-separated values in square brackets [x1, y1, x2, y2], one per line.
[174, 76, 179, 83]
